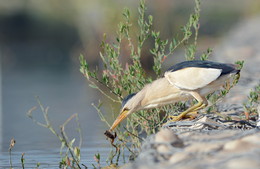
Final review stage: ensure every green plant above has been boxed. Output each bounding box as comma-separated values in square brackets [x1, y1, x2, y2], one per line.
[8, 138, 16, 169]
[21, 153, 25, 169]
[243, 83, 260, 116]
[27, 98, 83, 168]
[79, 0, 242, 165]
[92, 153, 101, 169]
[36, 162, 41, 169]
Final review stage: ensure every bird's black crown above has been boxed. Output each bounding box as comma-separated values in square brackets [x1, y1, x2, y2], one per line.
[121, 93, 136, 108]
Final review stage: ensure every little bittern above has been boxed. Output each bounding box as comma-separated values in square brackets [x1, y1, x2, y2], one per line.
[106, 60, 240, 133]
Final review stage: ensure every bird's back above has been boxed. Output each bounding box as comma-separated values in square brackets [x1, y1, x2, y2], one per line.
[166, 60, 239, 76]
[164, 60, 240, 91]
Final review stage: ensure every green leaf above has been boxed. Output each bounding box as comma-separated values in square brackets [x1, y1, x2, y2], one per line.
[74, 147, 81, 159]
[89, 84, 98, 89]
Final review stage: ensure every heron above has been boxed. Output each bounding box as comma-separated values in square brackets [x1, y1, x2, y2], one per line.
[105, 60, 240, 135]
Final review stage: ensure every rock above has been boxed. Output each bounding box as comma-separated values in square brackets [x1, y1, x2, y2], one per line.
[226, 157, 260, 169]
[102, 164, 119, 169]
[241, 133, 260, 145]
[169, 152, 191, 164]
[185, 143, 222, 154]
[257, 104, 260, 127]
[154, 129, 184, 154]
[191, 116, 223, 129]
[223, 140, 253, 152]
[223, 132, 260, 152]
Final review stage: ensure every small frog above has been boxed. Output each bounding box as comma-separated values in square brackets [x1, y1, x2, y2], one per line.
[104, 130, 117, 147]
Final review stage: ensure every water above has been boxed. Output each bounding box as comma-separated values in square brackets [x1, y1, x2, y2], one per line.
[0, 66, 119, 168]
[0, 147, 113, 168]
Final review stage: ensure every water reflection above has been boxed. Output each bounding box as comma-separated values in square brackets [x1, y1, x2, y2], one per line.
[1, 66, 113, 167]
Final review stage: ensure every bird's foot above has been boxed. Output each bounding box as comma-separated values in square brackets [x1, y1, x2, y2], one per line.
[167, 115, 183, 121]
[167, 111, 198, 122]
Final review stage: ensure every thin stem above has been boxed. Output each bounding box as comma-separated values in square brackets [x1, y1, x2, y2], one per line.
[9, 138, 15, 169]
[60, 126, 81, 169]
[21, 153, 25, 169]
[82, 71, 122, 102]
[92, 103, 111, 128]
[9, 149, 12, 169]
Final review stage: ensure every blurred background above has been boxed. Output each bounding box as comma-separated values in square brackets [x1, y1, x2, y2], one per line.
[1, 0, 260, 167]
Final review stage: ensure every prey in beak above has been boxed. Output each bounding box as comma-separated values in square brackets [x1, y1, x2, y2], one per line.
[104, 109, 129, 143]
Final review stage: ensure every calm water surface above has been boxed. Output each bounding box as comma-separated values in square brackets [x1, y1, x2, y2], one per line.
[0, 67, 121, 168]
[0, 146, 113, 168]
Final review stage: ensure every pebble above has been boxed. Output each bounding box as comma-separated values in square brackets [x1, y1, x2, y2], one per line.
[223, 140, 253, 152]
[226, 158, 260, 169]
[154, 128, 184, 154]
[184, 143, 222, 154]
[257, 105, 260, 127]
[169, 152, 190, 164]
[223, 132, 260, 152]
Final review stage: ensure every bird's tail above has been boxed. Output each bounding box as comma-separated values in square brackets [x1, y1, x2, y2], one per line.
[227, 63, 241, 75]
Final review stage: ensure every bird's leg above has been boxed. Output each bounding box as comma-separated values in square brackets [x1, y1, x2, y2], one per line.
[193, 102, 208, 111]
[168, 92, 207, 121]
[182, 102, 208, 119]
[168, 101, 203, 121]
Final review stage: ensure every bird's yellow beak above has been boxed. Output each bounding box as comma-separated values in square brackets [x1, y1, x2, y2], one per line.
[109, 109, 129, 131]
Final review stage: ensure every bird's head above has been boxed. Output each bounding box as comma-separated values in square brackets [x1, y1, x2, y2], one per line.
[109, 93, 140, 131]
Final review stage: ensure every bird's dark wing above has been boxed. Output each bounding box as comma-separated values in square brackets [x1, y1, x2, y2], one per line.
[166, 60, 237, 76]
[165, 67, 222, 90]
[164, 60, 239, 90]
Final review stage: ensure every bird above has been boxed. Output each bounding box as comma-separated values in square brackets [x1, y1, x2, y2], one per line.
[106, 60, 240, 133]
